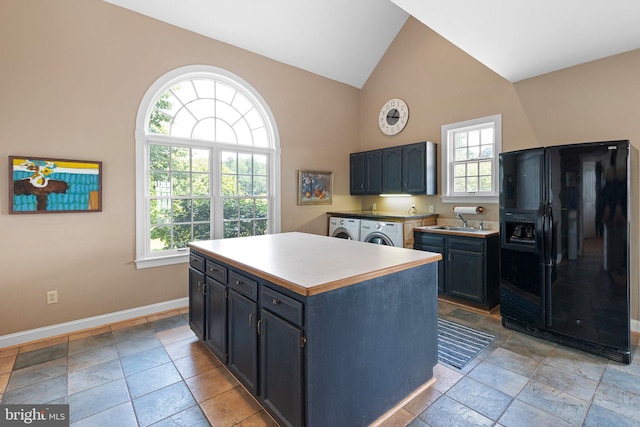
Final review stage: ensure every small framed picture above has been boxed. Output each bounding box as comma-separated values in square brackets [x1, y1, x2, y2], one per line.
[9, 156, 102, 214]
[297, 170, 333, 205]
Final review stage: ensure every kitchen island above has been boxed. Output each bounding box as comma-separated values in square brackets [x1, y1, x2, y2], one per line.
[188, 232, 441, 427]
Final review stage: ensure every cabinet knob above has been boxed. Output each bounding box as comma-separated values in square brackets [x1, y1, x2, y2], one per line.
[272, 299, 281, 305]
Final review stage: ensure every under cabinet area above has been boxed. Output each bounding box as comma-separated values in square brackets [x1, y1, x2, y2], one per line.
[414, 230, 500, 310]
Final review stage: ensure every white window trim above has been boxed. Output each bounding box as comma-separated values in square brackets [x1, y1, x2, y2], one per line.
[441, 114, 501, 204]
[134, 65, 281, 269]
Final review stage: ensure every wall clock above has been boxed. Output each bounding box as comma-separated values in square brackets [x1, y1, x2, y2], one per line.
[378, 98, 409, 136]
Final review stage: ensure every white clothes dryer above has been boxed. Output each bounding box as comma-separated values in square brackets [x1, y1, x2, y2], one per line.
[329, 217, 361, 240]
[360, 220, 404, 247]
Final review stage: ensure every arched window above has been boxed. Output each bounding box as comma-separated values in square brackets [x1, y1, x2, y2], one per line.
[135, 65, 280, 269]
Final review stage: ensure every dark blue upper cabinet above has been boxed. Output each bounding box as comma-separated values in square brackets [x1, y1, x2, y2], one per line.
[349, 152, 365, 195]
[383, 146, 403, 193]
[365, 150, 384, 194]
[350, 141, 437, 195]
[403, 141, 437, 195]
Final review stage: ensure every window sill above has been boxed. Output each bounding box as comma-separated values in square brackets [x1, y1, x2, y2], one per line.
[135, 253, 189, 269]
[441, 195, 499, 204]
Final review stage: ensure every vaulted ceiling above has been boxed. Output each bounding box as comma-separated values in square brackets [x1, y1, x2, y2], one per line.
[103, 0, 640, 88]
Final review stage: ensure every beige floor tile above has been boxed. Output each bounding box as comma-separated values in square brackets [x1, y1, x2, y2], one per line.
[147, 310, 183, 322]
[164, 336, 210, 361]
[0, 372, 10, 395]
[0, 354, 16, 375]
[157, 325, 195, 346]
[237, 411, 279, 427]
[403, 385, 442, 416]
[0, 347, 19, 359]
[69, 326, 111, 341]
[375, 407, 416, 427]
[18, 336, 68, 353]
[173, 347, 221, 379]
[185, 366, 239, 402]
[179, 307, 190, 315]
[432, 363, 464, 393]
[109, 317, 147, 331]
[200, 387, 262, 427]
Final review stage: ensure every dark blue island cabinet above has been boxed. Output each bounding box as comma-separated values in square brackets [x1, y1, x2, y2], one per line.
[189, 232, 441, 427]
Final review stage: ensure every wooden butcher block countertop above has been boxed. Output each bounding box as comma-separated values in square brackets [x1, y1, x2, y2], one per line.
[188, 232, 441, 296]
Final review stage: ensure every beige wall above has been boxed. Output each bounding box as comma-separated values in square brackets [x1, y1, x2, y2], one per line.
[513, 49, 640, 321]
[0, 0, 360, 336]
[2, 4, 639, 337]
[358, 18, 640, 322]
[358, 18, 537, 221]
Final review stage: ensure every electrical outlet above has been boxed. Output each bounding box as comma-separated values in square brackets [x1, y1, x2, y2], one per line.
[47, 290, 58, 304]
[429, 205, 435, 213]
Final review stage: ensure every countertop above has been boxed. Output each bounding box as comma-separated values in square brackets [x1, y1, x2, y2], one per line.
[414, 225, 500, 238]
[327, 210, 439, 221]
[188, 232, 441, 296]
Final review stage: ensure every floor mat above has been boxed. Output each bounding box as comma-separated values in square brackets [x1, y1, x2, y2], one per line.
[437, 318, 495, 369]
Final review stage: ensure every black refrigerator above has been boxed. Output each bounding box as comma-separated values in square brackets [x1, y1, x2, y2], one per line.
[499, 140, 638, 363]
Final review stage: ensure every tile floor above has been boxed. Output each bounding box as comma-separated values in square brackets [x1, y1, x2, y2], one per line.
[1, 302, 639, 426]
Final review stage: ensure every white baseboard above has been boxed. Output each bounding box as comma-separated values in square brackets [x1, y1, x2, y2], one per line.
[2, 299, 637, 350]
[0, 298, 189, 349]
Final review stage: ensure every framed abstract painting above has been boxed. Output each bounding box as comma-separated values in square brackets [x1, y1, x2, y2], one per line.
[9, 156, 102, 214]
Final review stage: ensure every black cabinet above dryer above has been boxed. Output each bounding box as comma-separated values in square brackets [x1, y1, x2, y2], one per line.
[350, 141, 437, 195]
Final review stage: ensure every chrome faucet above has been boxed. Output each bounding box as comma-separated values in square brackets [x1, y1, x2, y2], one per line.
[456, 213, 468, 227]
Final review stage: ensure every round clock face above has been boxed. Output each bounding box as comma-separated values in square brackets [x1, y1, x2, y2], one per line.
[378, 98, 409, 136]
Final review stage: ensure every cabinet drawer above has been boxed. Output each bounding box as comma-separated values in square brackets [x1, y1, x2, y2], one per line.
[261, 287, 304, 327]
[229, 271, 258, 301]
[414, 232, 445, 247]
[189, 253, 205, 272]
[448, 236, 484, 252]
[205, 260, 227, 283]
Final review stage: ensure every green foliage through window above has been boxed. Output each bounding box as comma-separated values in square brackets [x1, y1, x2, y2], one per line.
[141, 72, 275, 259]
[149, 144, 211, 251]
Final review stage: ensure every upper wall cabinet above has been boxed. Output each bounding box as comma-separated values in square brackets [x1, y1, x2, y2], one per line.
[350, 150, 383, 195]
[350, 141, 437, 195]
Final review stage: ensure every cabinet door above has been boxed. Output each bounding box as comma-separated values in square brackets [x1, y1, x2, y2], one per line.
[403, 142, 426, 194]
[206, 278, 227, 362]
[383, 147, 402, 193]
[365, 150, 383, 194]
[415, 244, 445, 293]
[448, 249, 484, 303]
[259, 309, 304, 427]
[349, 153, 365, 195]
[189, 267, 207, 341]
[228, 290, 258, 395]
[402, 141, 436, 195]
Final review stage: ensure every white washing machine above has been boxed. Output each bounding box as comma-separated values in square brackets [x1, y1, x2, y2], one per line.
[360, 220, 404, 247]
[329, 217, 361, 240]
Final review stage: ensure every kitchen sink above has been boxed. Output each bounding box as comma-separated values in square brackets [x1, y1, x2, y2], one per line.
[431, 225, 481, 232]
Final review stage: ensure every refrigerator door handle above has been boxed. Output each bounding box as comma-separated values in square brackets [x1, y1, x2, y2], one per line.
[543, 203, 553, 326]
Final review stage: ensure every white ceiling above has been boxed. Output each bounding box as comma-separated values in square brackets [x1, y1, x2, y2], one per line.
[103, 0, 640, 88]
